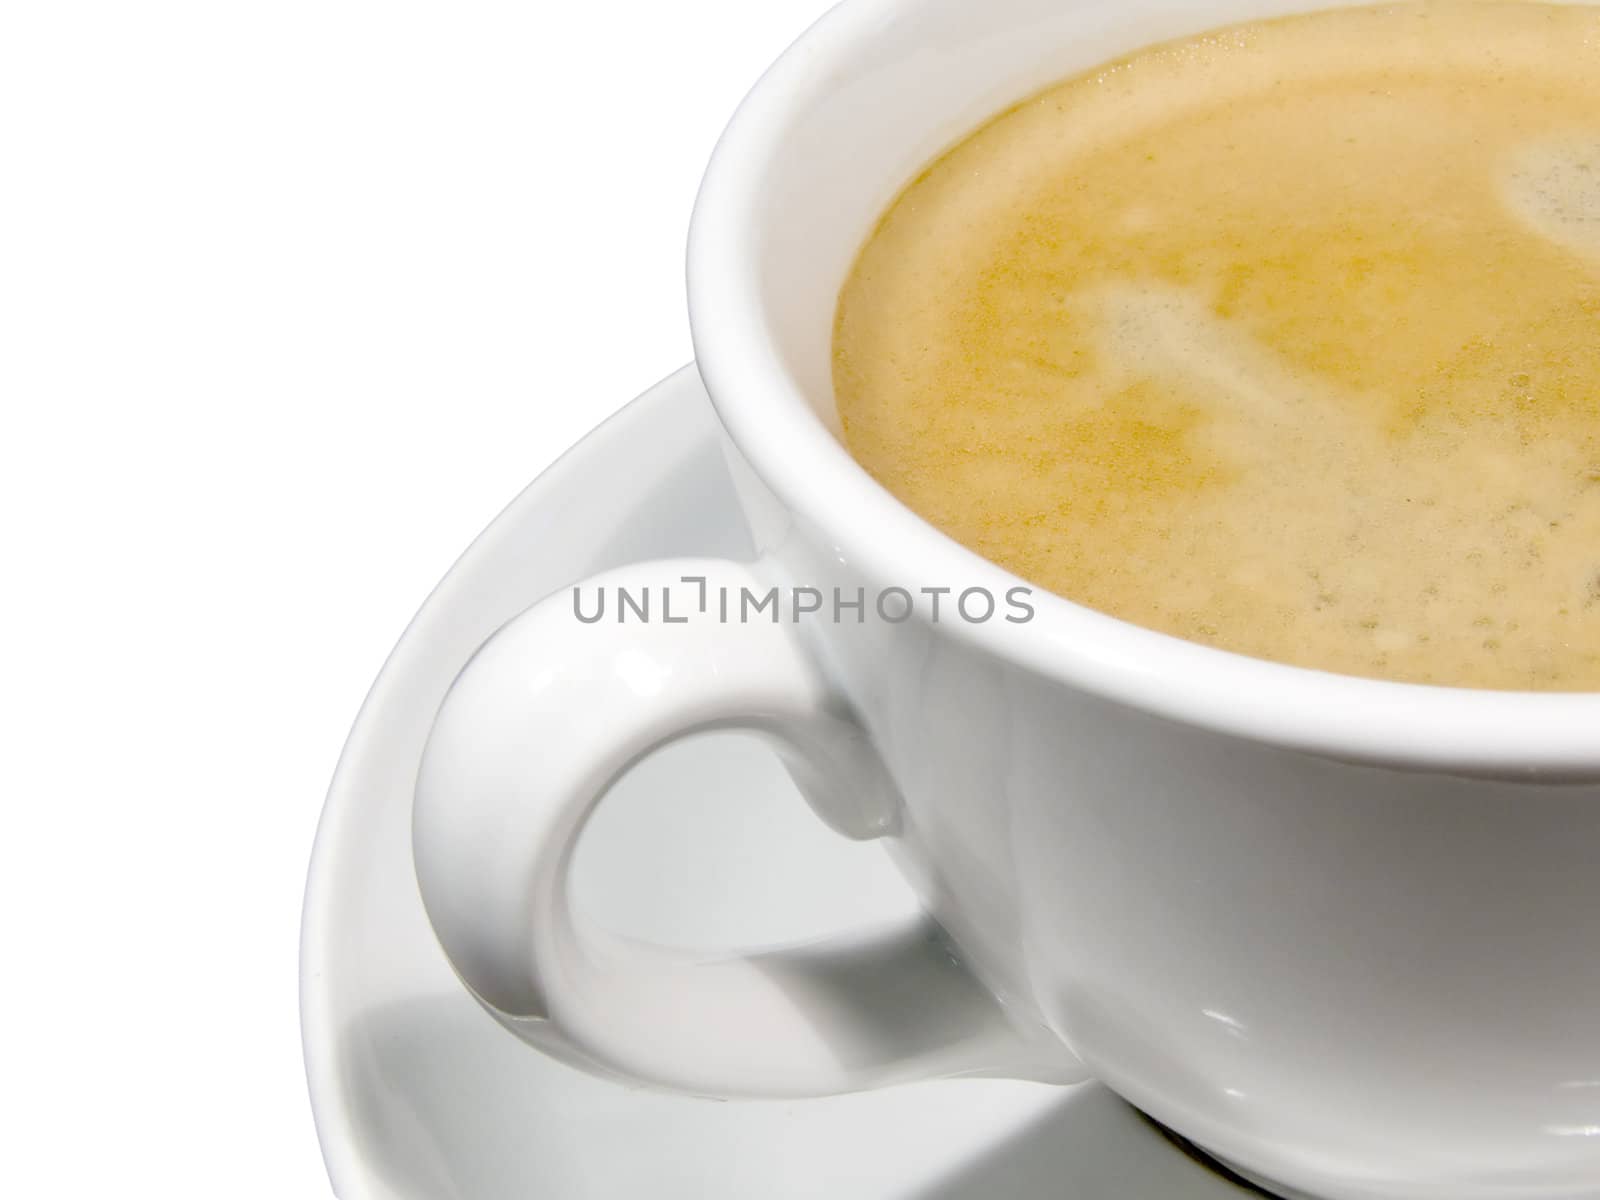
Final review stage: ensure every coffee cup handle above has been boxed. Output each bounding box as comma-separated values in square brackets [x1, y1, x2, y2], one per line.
[413, 557, 1084, 1097]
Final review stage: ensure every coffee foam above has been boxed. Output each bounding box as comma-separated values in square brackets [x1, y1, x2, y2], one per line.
[1085, 281, 1347, 428]
[1503, 136, 1600, 262]
[835, 1, 1600, 689]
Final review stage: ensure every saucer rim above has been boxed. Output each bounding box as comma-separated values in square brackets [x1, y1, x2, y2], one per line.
[299, 365, 703, 1196]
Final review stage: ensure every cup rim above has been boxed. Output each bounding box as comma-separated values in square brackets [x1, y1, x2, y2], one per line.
[685, 0, 1600, 776]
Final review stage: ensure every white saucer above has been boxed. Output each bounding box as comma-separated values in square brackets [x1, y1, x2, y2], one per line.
[301, 365, 1258, 1200]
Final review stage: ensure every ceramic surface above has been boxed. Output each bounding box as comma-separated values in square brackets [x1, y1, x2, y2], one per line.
[301, 367, 1256, 1199]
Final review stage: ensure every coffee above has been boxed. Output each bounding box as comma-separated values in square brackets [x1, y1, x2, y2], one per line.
[834, 0, 1600, 690]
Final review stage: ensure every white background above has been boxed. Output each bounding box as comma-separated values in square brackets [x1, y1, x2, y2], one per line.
[1, 1, 827, 1194]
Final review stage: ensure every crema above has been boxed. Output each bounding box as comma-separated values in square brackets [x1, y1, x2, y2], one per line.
[835, 1, 1600, 689]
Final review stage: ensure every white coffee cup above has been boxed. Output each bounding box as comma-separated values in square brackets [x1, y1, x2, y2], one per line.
[411, 1, 1600, 1196]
